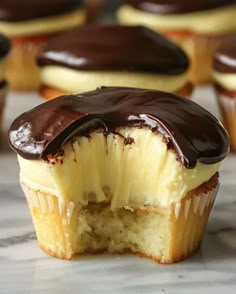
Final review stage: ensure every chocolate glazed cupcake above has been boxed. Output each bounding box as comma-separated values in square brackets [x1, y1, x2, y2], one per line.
[0, 0, 85, 91]
[37, 25, 192, 100]
[117, 0, 236, 84]
[9, 87, 229, 263]
[0, 35, 10, 136]
[213, 35, 236, 152]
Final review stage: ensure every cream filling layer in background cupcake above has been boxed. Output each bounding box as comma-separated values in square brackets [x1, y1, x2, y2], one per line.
[0, 59, 6, 81]
[0, 9, 85, 37]
[213, 72, 236, 91]
[40, 66, 189, 93]
[18, 128, 220, 209]
[118, 4, 236, 34]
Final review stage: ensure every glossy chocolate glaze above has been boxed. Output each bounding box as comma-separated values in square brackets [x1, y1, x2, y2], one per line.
[214, 35, 236, 73]
[0, 0, 83, 22]
[0, 34, 10, 58]
[126, 0, 236, 14]
[37, 25, 189, 74]
[9, 87, 229, 168]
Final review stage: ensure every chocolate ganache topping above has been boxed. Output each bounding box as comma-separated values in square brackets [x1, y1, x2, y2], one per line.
[0, 0, 83, 22]
[37, 25, 189, 74]
[0, 34, 10, 58]
[213, 35, 236, 73]
[9, 87, 229, 168]
[126, 0, 236, 14]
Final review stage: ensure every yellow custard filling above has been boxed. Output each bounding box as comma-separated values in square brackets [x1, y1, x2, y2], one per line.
[0, 9, 86, 37]
[213, 71, 236, 91]
[18, 128, 220, 209]
[40, 66, 189, 93]
[117, 4, 236, 35]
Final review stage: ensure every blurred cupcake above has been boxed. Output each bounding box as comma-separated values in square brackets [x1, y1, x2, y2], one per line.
[213, 35, 236, 152]
[0, 0, 85, 91]
[0, 34, 10, 135]
[37, 25, 192, 100]
[117, 0, 236, 84]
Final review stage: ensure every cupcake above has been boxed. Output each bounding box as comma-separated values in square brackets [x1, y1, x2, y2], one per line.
[0, 0, 85, 91]
[213, 35, 236, 152]
[9, 87, 229, 263]
[0, 34, 10, 134]
[117, 0, 236, 84]
[37, 25, 192, 100]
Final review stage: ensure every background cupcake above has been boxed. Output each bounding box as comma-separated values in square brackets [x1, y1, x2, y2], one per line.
[0, 0, 85, 91]
[117, 0, 236, 85]
[213, 35, 236, 152]
[37, 25, 192, 100]
[0, 34, 10, 136]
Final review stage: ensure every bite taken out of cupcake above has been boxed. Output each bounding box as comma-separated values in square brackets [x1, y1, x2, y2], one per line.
[213, 35, 236, 152]
[0, 34, 10, 136]
[117, 0, 236, 85]
[9, 87, 229, 263]
[36, 25, 192, 100]
[0, 0, 86, 91]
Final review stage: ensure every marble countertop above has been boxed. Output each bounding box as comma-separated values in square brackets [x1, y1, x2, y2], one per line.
[0, 88, 236, 294]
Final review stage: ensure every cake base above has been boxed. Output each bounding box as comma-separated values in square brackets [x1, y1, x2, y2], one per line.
[39, 82, 193, 100]
[164, 31, 229, 85]
[215, 84, 236, 152]
[21, 174, 218, 263]
[6, 35, 54, 91]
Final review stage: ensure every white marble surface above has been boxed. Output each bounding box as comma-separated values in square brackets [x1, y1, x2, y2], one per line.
[0, 87, 236, 294]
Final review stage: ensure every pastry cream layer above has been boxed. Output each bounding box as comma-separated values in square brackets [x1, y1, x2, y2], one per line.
[40, 66, 188, 93]
[213, 71, 236, 91]
[0, 59, 6, 82]
[117, 5, 236, 35]
[0, 9, 85, 37]
[18, 128, 220, 209]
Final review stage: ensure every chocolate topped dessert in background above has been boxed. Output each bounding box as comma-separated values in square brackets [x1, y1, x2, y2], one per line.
[37, 25, 192, 100]
[38, 25, 188, 73]
[213, 35, 236, 152]
[0, 0, 86, 91]
[118, 0, 236, 84]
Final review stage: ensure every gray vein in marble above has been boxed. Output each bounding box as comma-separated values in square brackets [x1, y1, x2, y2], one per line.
[0, 232, 36, 248]
[208, 227, 236, 235]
